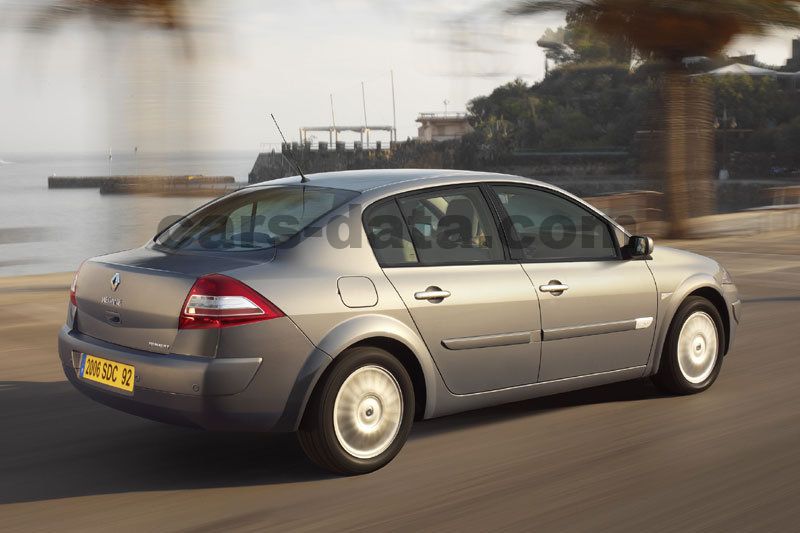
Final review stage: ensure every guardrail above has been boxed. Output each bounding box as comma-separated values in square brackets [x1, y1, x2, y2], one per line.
[767, 185, 800, 206]
[584, 190, 664, 234]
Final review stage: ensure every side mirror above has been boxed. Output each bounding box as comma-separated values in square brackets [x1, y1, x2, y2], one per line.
[627, 235, 654, 258]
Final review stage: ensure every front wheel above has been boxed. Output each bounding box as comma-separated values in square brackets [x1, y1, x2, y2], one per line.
[653, 296, 725, 395]
[298, 347, 415, 475]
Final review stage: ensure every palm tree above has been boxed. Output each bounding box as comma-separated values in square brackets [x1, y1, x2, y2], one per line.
[508, 1, 800, 236]
[28, 0, 188, 30]
[26, 0, 192, 55]
[20, 0, 199, 165]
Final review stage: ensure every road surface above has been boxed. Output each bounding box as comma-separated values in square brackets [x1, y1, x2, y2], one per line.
[1, 231, 799, 531]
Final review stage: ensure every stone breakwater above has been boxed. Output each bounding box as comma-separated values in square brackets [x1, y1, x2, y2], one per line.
[47, 175, 238, 196]
[48, 175, 236, 189]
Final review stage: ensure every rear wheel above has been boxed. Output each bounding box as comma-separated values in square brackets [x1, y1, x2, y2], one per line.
[298, 346, 414, 475]
[653, 296, 725, 395]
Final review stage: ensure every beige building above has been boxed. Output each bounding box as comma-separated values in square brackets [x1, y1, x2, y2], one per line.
[416, 112, 474, 142]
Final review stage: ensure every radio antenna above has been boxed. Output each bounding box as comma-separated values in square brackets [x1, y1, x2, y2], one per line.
[270, 113, 309, 183]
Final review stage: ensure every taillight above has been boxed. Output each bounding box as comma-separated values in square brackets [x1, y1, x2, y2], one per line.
[69, 262, 84, 307]
[179, 274, 284, 330]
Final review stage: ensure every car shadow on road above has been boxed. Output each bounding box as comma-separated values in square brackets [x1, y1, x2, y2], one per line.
[0, 380, 329, 505]
[742, 296, 800, 304]
[0, 378, 661, 505]
[410, 378, 662, 439]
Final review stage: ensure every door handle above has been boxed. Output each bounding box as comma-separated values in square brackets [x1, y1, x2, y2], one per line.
[414, 287, 451, 302]
[539, 281, 569, 295]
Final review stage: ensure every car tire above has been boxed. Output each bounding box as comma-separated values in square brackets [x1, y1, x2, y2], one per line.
[653, 296, 726, 395]
[298, 346, 415, 475]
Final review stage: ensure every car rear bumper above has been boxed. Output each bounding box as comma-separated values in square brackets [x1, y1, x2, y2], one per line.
[58, 323, 332, 432]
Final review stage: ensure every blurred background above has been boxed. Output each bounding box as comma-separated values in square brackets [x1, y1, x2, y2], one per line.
[1, 1, 800, 274]
[0, 0, 800, 276]
[0, 0, 559, 274]
[1, 2, 799, 531]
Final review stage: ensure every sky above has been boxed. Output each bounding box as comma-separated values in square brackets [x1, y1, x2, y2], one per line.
[0, 0, 798, 155]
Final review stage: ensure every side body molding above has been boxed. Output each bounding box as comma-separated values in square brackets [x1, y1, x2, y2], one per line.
[442, 331, 535, 350]
[315, 313, 441, 418]
[543, 320, 652, 341]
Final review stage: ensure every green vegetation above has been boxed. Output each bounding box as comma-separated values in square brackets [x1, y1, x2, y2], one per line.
[468, 8, 800, 158]
[477, 0, 800, 235]
[468, 68, 654, 153]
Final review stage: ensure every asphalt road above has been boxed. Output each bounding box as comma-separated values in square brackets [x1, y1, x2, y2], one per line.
[1, 231, 799, 532]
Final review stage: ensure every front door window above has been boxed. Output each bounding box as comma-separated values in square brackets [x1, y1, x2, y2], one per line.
[493, 185, 618, 262]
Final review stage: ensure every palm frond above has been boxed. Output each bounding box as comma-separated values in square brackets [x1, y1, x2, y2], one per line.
[508, 0, 800, 55]
[507, 0, 588, 16]
[510, 0, 800, 29]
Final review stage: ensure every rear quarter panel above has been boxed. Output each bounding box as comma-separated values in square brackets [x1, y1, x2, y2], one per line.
[219, 202, 443, 417]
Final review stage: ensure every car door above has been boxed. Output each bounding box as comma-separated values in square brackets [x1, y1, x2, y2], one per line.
[363, 186, 542, 395]
[490, 184, 658, 382]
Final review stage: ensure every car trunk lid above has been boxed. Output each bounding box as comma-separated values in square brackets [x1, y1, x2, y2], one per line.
[73, 246, 273, 354]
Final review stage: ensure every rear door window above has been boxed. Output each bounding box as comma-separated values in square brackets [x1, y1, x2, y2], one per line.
[396, 187, 505, 265]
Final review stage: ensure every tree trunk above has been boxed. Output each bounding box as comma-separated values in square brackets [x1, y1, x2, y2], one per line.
[663, 71, 690, 237]
[663, 70, 716, 238]
[686, 79, 716, 218]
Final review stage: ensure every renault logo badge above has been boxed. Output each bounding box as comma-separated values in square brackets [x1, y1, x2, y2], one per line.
[111, 273, 121, 292]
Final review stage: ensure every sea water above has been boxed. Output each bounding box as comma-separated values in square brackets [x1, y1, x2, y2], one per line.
[0, 150, 255, 276]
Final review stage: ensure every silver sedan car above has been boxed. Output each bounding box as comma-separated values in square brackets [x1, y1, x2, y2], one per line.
[60, 169, 741, 475]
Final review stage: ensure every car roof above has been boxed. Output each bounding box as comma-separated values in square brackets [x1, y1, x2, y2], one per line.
[248, 169, 551, 194]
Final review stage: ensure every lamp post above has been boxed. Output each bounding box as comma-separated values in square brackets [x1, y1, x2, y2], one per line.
[714, 106, 737, 181]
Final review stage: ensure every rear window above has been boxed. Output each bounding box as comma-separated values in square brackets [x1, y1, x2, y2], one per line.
[155, 185, 358, 252]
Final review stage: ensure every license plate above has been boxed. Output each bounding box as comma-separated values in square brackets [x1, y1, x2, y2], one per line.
[80, 354, 135, 393]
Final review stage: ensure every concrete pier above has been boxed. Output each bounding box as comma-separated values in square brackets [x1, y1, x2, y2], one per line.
[99, 180, 241, 196]
[48, 175, 236, 190]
